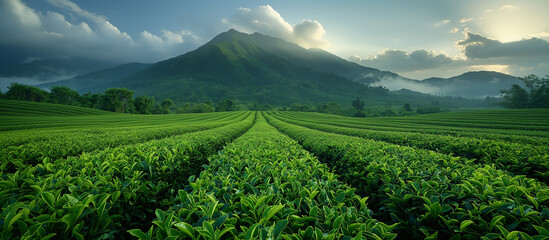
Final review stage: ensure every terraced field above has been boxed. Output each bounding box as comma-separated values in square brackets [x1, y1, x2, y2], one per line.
[1, 102, 548, 239]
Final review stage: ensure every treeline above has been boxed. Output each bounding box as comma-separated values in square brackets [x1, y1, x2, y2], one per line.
[1, 83, 444, 116]
[0, 83, 237, 114]
[499, 74, 549, 108]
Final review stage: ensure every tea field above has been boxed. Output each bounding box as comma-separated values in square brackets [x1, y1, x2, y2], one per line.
[1, 101, 548, 240]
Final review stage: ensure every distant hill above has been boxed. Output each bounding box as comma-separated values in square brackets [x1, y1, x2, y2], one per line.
[37, 29, 496, 108]
[420, 71, 522, 98]
[37, 63, 151, 93]
[0, 57, 117, 81]
[366, 71, 522, 98]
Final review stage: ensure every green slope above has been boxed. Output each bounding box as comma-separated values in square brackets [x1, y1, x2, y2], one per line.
[0, 100, 114, 116]
[116, 29, 386, 104]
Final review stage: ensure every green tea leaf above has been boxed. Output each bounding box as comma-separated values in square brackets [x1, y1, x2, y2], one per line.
[273, 219, 288, 240]
[175, 222, 195, 239]
[41, 192, 56, 209]
[128, 229, 149, 240]
[460, 220, 474, 231]
[245, 223, 259, 240]
[333, 215, 343, 230]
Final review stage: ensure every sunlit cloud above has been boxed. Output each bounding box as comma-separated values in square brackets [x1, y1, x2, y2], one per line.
[350, 28, 549, 79]
[499, 5, 516, 11]
[435, 19, 451, 26]
[457, 30, 549, 58]
[527, 32, 549, 41]
[450, 28, 459, 34]
[223, 5, 329, 49]
[470, 64, 510, 74]
[349, 49, 464, 73]
[459, 17, 473, 24]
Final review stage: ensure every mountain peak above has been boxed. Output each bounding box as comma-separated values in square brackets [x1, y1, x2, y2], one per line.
[207, 28, 250, 45]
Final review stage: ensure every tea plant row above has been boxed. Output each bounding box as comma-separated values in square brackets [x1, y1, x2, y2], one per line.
[0, 112, 250, 172]
[264, 112, 549, 239]
[274, 111, 549, 145]
[0, 113, 255, 239]
[129, 113, 397, 240]
[271, 112, 549, 183]
[0, 100, 112, 117]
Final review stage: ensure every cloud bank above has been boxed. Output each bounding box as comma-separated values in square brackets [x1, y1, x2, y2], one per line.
[457, 31, 549, 59]
[0, 0, 201, 63]
[349, 49, 464, 73]
[223, 5, 329, 49]
[351, 30, 549, 79]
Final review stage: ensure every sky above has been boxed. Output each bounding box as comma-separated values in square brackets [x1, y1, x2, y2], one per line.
[1, 0, 548, 80]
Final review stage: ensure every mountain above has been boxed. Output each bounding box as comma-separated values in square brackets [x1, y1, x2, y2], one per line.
[366, 70, 521, 98]
[0, 56, 118, 91]
[108, 29, 395, 104]
[420, 71, 521, 98]
[39, 29, 495, 108]
[206, 30, 406, 85]
[37, 63, 151, 92]
[0, 57, 117, 81]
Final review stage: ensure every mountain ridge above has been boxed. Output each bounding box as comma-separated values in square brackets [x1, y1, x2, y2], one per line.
[32, 29, 507, 107]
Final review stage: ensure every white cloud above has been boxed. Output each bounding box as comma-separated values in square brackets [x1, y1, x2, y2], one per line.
[456, 31, 549, 77]
[162, 30, 184, 45]
[450, 28, 459, 33]
[470, 64, 510, 74]
[369, 75, 441, 94]
[0, 0, 201, 63]
[350, 30, 549, 79]
[349, 49, 464, 73]
[435, 19, 450, 26]
[223, 5, 329, 49]
[499, 5, 516, 11]
[459, 17, 473, 23]
[528, 32, 549, 41]
[457, 30, 549, 58]
[293, 20, 328, 48]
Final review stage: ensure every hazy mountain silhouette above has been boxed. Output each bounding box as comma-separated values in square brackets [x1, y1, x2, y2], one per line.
[420, 71, 521, 98]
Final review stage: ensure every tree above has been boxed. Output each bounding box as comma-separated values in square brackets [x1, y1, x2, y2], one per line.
[98, 88, 134, 113]
[289, 103, 313, 112]
[176, 103, 192, 113]
[215, 98, 234, 112]
[499, 84, 529, 109]
[399, 103, 414, 116]
[530, 85, 549, 108]
[352, 97, 364, 111]
[191, 103, 214, 113]
[78, 92, 100, 108]
[520, 74, 549, 108]
[160, 99, 174, 114]
[499, 74, 549, 109]
[402, 103, 412, 112]
[48, 86, 79, 105]
[4, 83, 48, 102]
[133, 95, 155, 114]
[317, 102, 342, 115]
